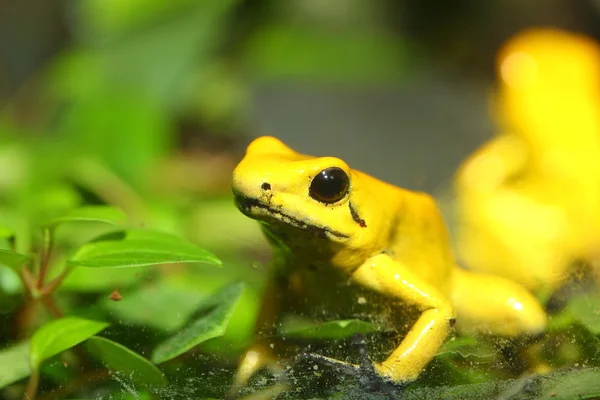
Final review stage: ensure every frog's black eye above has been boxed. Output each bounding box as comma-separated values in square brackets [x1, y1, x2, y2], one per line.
[309, 167, 350, 204]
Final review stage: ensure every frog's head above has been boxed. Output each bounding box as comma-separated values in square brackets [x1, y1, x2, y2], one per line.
[232, 136, 377, 255]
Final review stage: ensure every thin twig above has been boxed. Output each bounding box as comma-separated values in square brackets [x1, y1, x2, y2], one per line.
[39, 267, 72, 297]
[23, 369, 39, 400]
[21, 267, 36, 295]
[41, 296, 63, 318]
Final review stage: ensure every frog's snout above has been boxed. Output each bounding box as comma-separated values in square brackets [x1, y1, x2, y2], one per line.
[232, 166, 264, 200]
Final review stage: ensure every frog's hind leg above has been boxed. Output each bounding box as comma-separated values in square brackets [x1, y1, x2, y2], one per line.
[450, 268, 547, 337]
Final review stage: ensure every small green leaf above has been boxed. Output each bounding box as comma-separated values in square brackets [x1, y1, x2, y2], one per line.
[0, 248, 30, 272]
[85, 336, 166, 387]
[67, 229, 222, 268]
[279, 317, 378, 340]
[0, 341, 30, 388]
[437, 336, 498, 359]
[29, 317, 109, 368]
[567, 292, 600, 334]
[151, 281, 245, 364]
[44, 206, 127, 228]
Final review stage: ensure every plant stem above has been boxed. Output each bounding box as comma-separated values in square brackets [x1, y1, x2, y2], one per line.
[24, 369, 39, 400]
[41, 296, 63, 318]
[39, 267, 72, 297]
[20, 267, 36, 295]
[36, 228, 53, 289]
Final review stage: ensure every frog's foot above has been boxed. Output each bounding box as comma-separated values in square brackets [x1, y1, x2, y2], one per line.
[227, 343, 284, 399]
[301, 334, 410, 394]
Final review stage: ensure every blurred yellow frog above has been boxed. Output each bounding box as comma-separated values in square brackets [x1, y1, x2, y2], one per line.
[231, 136, 546, 390]
[455, 28, 600, 292]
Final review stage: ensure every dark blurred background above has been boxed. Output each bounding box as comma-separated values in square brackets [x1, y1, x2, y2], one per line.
[2, 0, 600, 193]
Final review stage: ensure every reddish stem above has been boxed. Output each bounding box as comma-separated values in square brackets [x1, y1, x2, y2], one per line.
[24, 369, 39, 400]
[39, 268, 71, 297]
[21, 267, 36, 294]
[41, 296, 63, 318]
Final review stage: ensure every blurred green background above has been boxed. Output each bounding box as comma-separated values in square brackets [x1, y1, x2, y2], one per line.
[2, 0, 600, 399]
[4, 0, 600, 192]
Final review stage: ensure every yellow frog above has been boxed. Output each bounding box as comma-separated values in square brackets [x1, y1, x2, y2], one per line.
[231, 136, 547, 389]
[455, 29, 600, 291]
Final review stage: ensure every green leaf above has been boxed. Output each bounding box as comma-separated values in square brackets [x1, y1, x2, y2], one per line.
[0, 341, 30, 388]
[537, 367, 600, 399]
[436, 336, 498, 359]
[44, 206, 127, 228]
[151, 281, 244, 364]
[102, 281, 207, 331]
[85, 336, 166, 387]
[279, 317, 378, 340]
[67, 229, 222, 268]
[29, 317, 109, 368]
[567, 292, 600, 334]
[0, 248, 30, 272]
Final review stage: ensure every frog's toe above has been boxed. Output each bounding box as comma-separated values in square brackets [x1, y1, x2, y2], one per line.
[301, 350, 408, 395]
[300, 352, 361, 376]
[350, 334, 413, 391]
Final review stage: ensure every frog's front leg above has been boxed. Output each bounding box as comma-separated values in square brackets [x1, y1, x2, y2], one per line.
[230, 277, 285, 394]
[351, 253, 455, 383]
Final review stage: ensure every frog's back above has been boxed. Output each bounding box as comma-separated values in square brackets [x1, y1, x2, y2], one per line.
[359, 171, 455, 292]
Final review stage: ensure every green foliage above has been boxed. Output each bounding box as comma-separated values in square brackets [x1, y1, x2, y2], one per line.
[0, 197, 226, 398]
[401, 367, 600, 400]
[43, 206, 127, 228]
[0, 249, 30, 273]
[0, 341, 30, 388]
[279, 317, 378, 340]
[151, 281, 245, 364]
[85, 336, 167, 387]
[243, 25, 408, 83]
[29, 317, 108, 369]
[68, 229, 222, 268]
[567, 292, 600, 334]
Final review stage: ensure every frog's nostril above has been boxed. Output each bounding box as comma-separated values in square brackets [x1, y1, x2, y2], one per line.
[261, 182, 271, 191]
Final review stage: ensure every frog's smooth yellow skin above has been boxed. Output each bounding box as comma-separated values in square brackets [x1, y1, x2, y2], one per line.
[455, 28, 600, 290]
[232, 136, 547, 387]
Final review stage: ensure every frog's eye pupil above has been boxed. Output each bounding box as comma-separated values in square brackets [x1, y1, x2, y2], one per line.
[309, 167, 350, 204]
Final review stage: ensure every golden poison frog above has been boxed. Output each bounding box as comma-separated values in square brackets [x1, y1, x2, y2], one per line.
[232, 136, 546, 388]
[455, 28, 600, 292]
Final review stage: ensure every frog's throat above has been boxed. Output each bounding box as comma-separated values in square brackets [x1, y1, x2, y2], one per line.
[235, 195, 349, 239]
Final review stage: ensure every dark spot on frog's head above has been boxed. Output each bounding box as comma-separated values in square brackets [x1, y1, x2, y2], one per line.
[349, 202, 367, 228]
[261, 182, 271, 191]
[449, 318, 456, 327]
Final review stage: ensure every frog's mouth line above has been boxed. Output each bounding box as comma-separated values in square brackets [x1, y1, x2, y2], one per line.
[234, 195, 349, 239]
